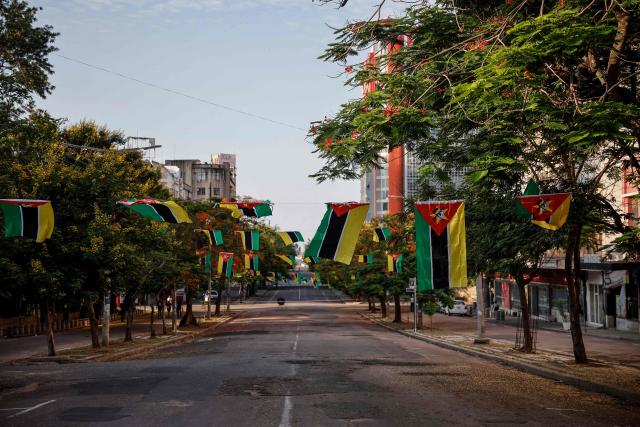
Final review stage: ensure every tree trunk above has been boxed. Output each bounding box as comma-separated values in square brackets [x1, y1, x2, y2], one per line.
[605, 9, 630, 101]
[417, 301, 424, 329]
[180, 288, 198, 327]
[515, 276, 533, 353]
[215, 277, 224, 316]
[565, 223, 588, 363]
[393, 293, 401, 323]
[240, 284, 245, 303]
[124, 293, 135, 342]
[86, 298, 100, 349]
[46, 298, 56, 356]
[379, 295, 387, 318]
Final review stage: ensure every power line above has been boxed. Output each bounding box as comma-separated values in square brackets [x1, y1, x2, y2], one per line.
[53, 53, 308, 132]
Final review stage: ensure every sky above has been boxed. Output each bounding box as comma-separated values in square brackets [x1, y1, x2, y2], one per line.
[30, 0, 405, 245]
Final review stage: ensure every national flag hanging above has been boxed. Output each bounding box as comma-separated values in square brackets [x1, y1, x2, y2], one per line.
[387, 254, 403, 273]
[516, 193, 571, 231]
[356, 254, 374, 264]
[244, 253, 259, 272]
[305, 202, 369, 265]
[117, 198, 191, 223]
[0, 199, 54, 243]
[219, 201, 272, 218]
[201, 229, 224, 246]
[278, 231, 304, 245]
[373, 227, 391, 242]
[304, 256, 319, 265]
[217, 252, 234, 277]
[203, 253, 212, 273]
[415, 201, 467, 291]
[515, 179, 540, 219]
[236, 230, 260, 251]
[277, 254, 296, 266]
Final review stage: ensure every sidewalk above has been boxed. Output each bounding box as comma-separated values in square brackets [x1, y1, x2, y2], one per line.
[490, 315, 640, 342]
[0, 307, 237, 364]
[364, 307, 640, 403]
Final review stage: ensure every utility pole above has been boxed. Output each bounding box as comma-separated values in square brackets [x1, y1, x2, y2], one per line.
[474, 273, 489, 344]
[101, 274, 111, 347]
[171, 283, 177, 333]
[226, 276, 231, 312]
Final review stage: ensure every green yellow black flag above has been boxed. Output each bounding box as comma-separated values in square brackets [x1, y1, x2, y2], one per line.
[415, 201, 467, 291]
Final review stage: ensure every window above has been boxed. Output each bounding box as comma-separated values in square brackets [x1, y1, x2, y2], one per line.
[197, 187, 206, 196]
[195, 171, 208, 182]
[213, 188, 220, 196]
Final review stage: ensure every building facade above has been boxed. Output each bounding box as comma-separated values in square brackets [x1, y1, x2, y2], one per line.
[164, 156, 236, 201]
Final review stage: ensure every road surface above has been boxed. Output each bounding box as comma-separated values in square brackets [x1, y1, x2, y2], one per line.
[1, 286, 638, 426]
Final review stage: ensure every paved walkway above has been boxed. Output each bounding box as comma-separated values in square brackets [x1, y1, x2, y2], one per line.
[394, 304, 640, 369]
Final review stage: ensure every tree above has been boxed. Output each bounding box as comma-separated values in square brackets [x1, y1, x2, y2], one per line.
[0, 0, 57, 127]
[312, 0, 640, 364]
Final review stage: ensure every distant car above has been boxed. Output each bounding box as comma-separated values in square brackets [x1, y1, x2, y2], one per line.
[445, 300, 468, 316]
[437, 301, 447, 313]
[203, 290, 218, 303]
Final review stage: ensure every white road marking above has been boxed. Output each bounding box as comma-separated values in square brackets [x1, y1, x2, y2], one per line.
[292, 333, 299, 351]
[7, 400, 56, 418]
[278, 395, 293, 427]
[0, 408, 28, 411]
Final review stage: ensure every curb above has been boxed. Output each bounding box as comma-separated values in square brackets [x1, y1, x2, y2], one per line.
[97, 313, 238, 362]
[360, 313, 640, 404]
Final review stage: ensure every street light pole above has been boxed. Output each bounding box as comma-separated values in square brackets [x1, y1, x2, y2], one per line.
[474, 273, 489, 344]
[207, 242, 212, 319]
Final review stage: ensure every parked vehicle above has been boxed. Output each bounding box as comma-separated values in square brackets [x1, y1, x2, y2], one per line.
[203, 290, 218, 303]
[445, 300, 468, 316]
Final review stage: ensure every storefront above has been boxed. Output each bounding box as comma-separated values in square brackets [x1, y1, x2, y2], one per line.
[582, 262, 640, 332]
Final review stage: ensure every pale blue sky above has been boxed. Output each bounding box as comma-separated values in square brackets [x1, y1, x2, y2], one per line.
[31, 0, 405, 242]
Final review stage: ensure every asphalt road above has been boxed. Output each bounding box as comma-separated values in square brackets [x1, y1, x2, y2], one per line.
[1, 286, 639, 426]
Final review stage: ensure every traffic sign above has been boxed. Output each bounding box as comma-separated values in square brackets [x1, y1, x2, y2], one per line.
[405, 287, 415, 293]
[409, 277, 416, 287]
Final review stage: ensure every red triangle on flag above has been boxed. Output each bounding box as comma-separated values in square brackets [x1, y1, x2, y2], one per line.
[516, 193, 570, 221]
[415, 201, 463, 236]
[330, 202, 368, 217]
[220, 252, 234, 261]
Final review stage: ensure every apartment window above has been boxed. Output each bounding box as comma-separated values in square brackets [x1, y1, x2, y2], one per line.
[197, 187, 206, 196]
[195, 171, 208, 182]
[213, 188, 220, 196]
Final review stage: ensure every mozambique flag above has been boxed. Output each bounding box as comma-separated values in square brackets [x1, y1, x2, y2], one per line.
[304, 256, 319, 265]
[244, 253, 259, 272]
[387, 254, 403, 273]
[373, 227, 391, 242]
[516, 193, 571, 231]
[515, 179, 540, 219]
[217, 252, 234, 277]
[277, 254, 296, 266]
[278, 231, 304, 245]
[415, 201, 467, 291]
[356, 254, 374, 264]
[203, 229, 224, 246]
[305, 202, 369, 265]
[219, 201, 272, 218]
[203, 253, 212, 273]
[236, 230, 260, 251]
[0, 199, 54, 243]
[118, 198, 191, 223]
